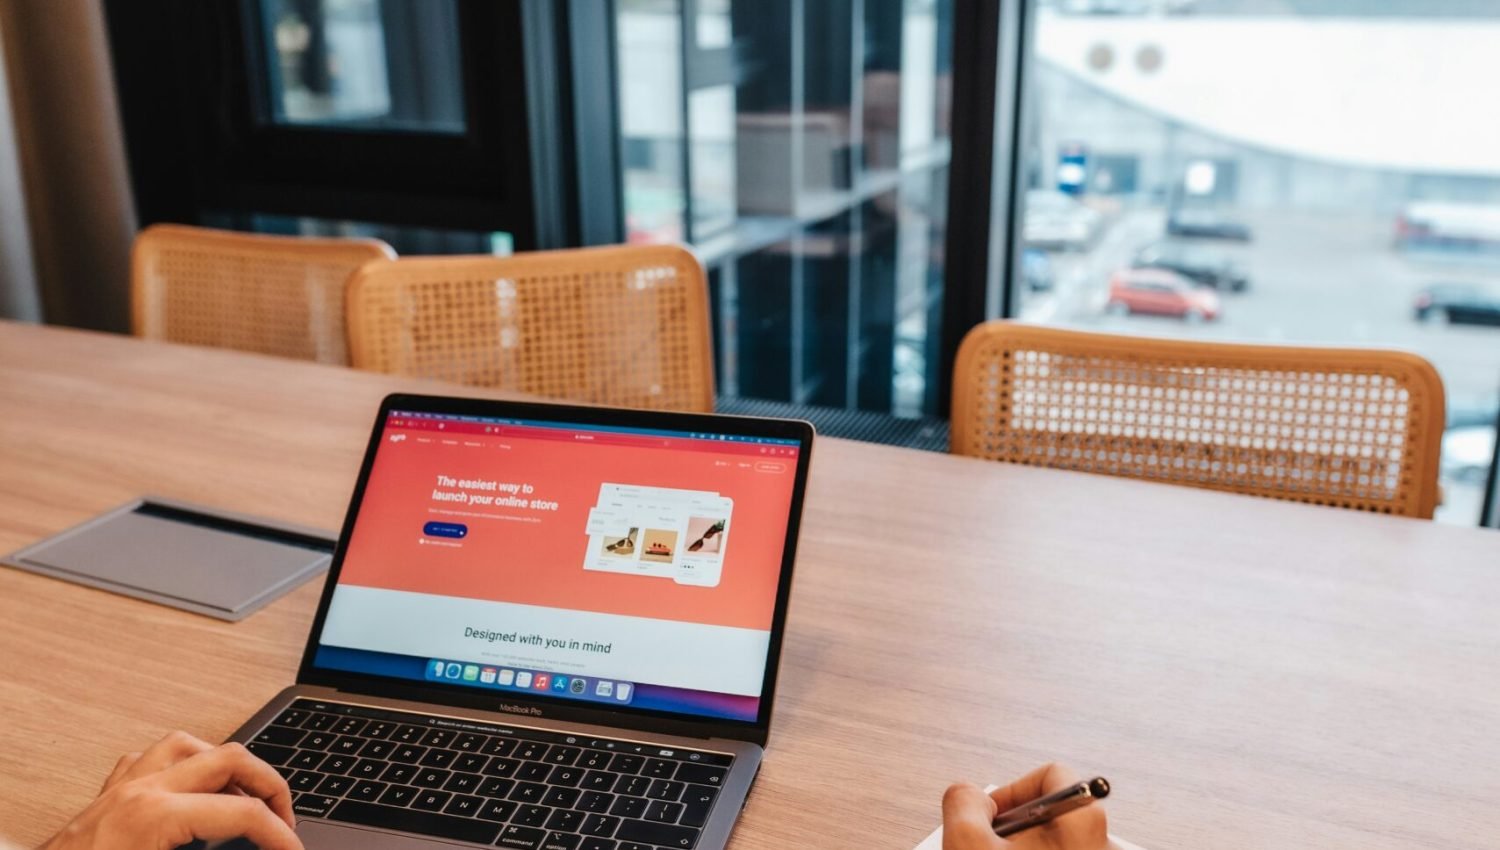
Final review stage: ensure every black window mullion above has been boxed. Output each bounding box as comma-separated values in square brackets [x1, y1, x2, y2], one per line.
[936, 0, 1025, 416]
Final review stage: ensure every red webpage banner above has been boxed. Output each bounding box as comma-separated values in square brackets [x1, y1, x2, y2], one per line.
[337, 425, 799, 631]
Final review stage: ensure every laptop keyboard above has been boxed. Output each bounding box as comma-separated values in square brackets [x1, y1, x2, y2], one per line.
[245, 699, 732, 850]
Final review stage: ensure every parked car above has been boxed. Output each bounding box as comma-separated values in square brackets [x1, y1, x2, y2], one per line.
[1442, 425, 1497, 485]
[1022, 248, 1055, 292]
[1132, 242, 1248, 292]
[1166, 209, 1253, 242]
[1413, 282, 1500, 326]
[1024, 190, 1103, 251]
[1106, 268, 1221, 321]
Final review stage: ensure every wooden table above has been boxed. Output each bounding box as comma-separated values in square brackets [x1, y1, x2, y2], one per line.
[1, 320, 1498, 849]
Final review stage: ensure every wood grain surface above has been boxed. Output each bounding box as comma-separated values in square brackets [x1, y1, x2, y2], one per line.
[1, 321, 1497, 849]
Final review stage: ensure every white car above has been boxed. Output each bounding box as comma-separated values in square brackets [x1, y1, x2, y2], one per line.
[1024, 190, 1103, 251]
[1442, 426, 1497, 485]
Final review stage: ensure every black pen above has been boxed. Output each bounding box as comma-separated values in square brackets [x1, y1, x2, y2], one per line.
[992, 776, 1111, 838]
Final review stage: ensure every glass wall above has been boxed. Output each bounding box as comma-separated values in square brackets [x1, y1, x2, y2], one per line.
[1016, 0, 1500, 524]
[257, 0, 464, 132]
[616, 0, 954, 416]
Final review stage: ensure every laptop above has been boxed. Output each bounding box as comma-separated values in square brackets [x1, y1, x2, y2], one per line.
[224, 393, 814, 850]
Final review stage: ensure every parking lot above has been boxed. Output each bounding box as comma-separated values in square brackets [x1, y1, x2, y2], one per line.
[1021, 205, 1500, 522]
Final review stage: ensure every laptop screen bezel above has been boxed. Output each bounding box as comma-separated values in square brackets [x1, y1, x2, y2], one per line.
[295, 393, 813, 745]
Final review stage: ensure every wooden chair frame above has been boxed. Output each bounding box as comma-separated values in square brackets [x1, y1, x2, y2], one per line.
[952, 321, 1446, 518]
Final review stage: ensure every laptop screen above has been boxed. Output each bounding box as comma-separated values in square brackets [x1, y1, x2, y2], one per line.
[311, 407, 806, 723]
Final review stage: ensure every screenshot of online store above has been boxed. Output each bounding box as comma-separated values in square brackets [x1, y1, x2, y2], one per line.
[314, 411, 801, 721]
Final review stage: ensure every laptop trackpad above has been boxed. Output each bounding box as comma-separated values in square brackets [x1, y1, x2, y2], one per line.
[298, 820, 474, 849]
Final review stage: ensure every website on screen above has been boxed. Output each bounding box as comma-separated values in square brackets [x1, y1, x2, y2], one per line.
[314, 411, 801, 721]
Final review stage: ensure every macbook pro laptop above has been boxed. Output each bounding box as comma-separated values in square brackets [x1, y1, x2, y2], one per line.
[226, 393, 813, 850]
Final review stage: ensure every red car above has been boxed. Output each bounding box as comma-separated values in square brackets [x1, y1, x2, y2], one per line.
[1107, 268, 1221, 321]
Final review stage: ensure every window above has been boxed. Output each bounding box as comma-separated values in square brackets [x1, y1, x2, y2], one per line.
[106, 0, 563, 247]
[257, 0, 465, 132]
[1012, 0, 1500, 524]
[615, 0, 955, 416]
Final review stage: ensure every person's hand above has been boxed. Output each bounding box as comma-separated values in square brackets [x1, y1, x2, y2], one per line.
[42, 731, 302, 850]
[943, 763, 1110, 850]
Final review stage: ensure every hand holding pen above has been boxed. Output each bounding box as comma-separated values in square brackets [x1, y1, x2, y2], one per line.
[942, 764, 1113, 850]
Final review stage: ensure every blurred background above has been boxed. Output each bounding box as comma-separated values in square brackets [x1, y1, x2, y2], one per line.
[2, 0, 1496, 523]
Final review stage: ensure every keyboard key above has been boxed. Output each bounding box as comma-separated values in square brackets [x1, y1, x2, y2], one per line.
[608, 755, 643, 774]
[299, 732, 337, 752]
[542, 833, 581, 850]
[314, 775, 353, 797]
[546, 746, 580, 766]
[582, 840, 621, 850]
[292, 794, 338, 817]
[359, 721, 395, 739]
[645, 800, 684, 824]
[329, 799, 501, 844]
[516, 742, 548, 761]
[390, 725, 426, 743]
[615, 843, 649, 850]
[515, 804, 552, 827]
[510, 782, 547, 803]
[542, 787, 580, 808]
[412, 789, 452, 811]
[518, 762, 553, 782]
[378, 784, 418, 807]
[478, 798, 519, 822]
[549, 766, 583, 787]
[579, 814, 619, 837]
[615, 776, 649, 797]
[349, 759, 386, 781]
[254, 726, 305, 747]
[680, 785, 717, 828]
[545, 808, 584, 832]
[421, 729, 455, 748]
[673, 763, 727, 787]
[359, 740, 394, 760]
[478, 777, 516, 798]
[483, 737, 520, 757]
[330, 736, 364, 756]
[302, 713, 337, 732]
[390, 745, 427, 763]
[289, 770, 322, 793]
[577, 750, 610, 770]
[609, 797, 647, 819]
[382, 763, 418, 785]
[420, 748, 457, 769]
[246, 743, 294, 767]
[347, 780, 387, 803]
[497, 825, 547, 849]
[444, 772, 481, 794]
[581, 771, 616, 792]
[320, 755, 356, 775]
[444, 793, 484, 817]
[576, 791, 613, 813]
[453, 752, 488, 773]
[484, 757, 521, 777]
[454, 733, 488, 752]
[274, 764, 296, 781]
[616, 819, 699, 848]
[289, 751, 326, 771]
[647, 780, 683, 801]
[273, 708, 308, 727]
[642, 759, 676, 779]
[414, 768, 452, 788]
[332, 717, 366, 736]
[392, 725, 426, 744]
